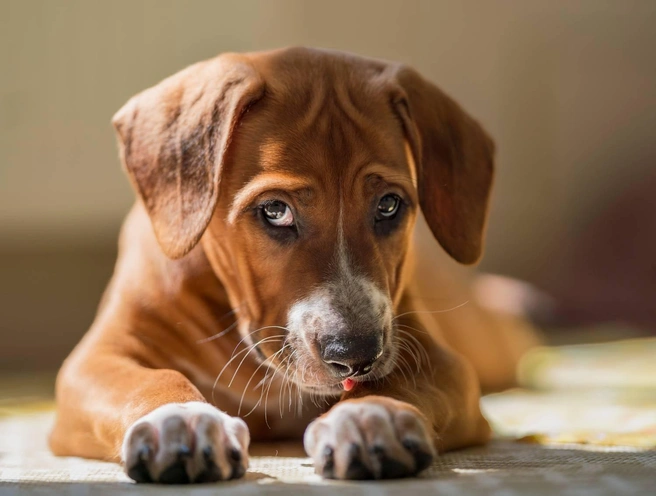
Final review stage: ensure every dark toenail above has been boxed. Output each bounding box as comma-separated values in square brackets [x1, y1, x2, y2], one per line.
[195, 462, 223, 483]
[402, 439, 418, 451]
[323, 446, 335, 467]
[370, 444, 385, 457]
[345, 446, 373, 480]
[229, 447, 242, 462]
[379, 455, 410, 479]
[402, 439, 433, 473]
[414, 450, 434, 473]
[321, 446, 335, 478]
[158, 460, 190, 484]
[127, 458, 153, 484]
[230, 462, 246, 480]
[177, 445, 191, 458]
[323, 446, 334, 459]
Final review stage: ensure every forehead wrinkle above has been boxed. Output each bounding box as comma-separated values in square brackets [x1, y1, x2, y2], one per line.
[342, 161, 416, 201]
[228, 173, 313, 224]
[293, 86, 364, 167]
[296, 86, 329, 134]
[334, 82, 376, 135]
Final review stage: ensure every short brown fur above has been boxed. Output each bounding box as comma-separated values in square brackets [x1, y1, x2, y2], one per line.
[50, 47, 538, 482]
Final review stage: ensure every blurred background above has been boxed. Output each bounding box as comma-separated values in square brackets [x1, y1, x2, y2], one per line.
[1, 0, 655, 372]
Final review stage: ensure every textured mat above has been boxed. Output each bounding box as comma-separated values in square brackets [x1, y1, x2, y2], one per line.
[1, 409, 654, 495]
[1, 338, 656, 495]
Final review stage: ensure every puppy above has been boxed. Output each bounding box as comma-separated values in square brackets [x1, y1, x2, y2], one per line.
[50, 47, 537, 482]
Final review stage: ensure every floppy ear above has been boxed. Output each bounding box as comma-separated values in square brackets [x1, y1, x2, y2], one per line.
[392, 66, 495, 265]
[112, 55, 264, 258]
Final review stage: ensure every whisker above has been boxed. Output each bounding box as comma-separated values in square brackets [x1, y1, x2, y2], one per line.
[229, 335, 286, 387]
[195, 306, 241, 344]
[267, 351, 295, 425]
[239, 344, 289, 417]
[228, 325, 291, 357]
[393, 347, 416, 387]
[197, 320, 238, 344]
[392, 300, 469, 321]
[211, 334, 286, 405]
[281, 350, 298, 416]
[396, 328, 432, 369]
[277, 354, 294, 418]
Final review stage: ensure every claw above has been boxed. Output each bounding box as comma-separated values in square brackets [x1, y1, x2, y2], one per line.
[402, 439, 434, 473]
[321, 446, 335, 478]
[158, 460, 190, 484]
[229, 447, 242, 463]
[177, 445, 191, 458]
[138, 445, 151, 462]
[127, 454, 154, 484]
[344, 444, 373, 480]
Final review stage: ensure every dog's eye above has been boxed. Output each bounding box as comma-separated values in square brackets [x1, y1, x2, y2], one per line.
[376, 194, 401, 220]
[262, 200, 294, 227]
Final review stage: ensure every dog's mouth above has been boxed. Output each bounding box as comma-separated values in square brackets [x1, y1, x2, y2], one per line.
[301, 381, 358, 396]
[266, 338, 398, 397]
[305, 374, 372, 393]
[236, 314, 409, 401]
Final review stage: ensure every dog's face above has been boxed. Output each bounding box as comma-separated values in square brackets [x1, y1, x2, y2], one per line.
[112, 48, 494, 395]
[203, 74, 420, 394]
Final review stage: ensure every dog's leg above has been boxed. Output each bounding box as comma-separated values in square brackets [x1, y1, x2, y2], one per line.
[303, 296, 490, 480]
[50, 352, 250, 483]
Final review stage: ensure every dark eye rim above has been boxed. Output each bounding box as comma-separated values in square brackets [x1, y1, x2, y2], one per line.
[256, 200, 299, 242]
[375, 193, 402, 221]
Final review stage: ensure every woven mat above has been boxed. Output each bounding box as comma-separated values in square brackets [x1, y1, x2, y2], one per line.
[1, 410, 654, 495]
[1, 338, 656, 495]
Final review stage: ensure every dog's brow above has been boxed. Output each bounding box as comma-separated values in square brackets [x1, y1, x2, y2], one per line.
[362, 162, 417, 198]
[228, 174, 313, 224]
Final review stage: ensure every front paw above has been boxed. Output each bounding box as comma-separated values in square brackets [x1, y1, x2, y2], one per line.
[122, 402, 249, 484]
[303, 396, 435, 480]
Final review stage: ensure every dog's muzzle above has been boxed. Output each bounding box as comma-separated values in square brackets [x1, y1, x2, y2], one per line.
[286, 275, 393, 390]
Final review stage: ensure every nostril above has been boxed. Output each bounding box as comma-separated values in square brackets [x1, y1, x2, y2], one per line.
[324, 361, 353, 378]
[360, 361, 375, 374]
[352, 358, 377, 377]
[323, 356, 380, 378]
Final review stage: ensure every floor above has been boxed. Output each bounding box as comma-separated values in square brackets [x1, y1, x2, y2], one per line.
[1, 338, 655, 495]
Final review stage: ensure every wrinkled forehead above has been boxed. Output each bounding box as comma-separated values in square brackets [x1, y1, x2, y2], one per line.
[229, 72, 415, 192]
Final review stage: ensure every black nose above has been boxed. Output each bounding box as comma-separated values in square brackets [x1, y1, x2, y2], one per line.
[320, 333, 384, 378]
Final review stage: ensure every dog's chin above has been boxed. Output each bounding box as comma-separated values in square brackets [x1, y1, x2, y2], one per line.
[299, 383, 344, 396]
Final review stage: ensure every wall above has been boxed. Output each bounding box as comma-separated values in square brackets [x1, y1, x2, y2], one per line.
[1, 0, 655, 370]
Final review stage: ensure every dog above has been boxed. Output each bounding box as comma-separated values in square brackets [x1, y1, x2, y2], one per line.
[50, 47, 539, 483]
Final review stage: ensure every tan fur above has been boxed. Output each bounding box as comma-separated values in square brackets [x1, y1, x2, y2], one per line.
[50, 47, 538, 481]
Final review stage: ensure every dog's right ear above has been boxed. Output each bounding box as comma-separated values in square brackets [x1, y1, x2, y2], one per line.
[112, 55, 264, 259]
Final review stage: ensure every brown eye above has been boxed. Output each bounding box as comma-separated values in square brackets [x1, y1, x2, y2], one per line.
[376, 194, 400, 220]
[262, 200, 294, 227]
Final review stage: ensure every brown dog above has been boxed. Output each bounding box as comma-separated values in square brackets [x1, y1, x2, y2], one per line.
[50, 47, 537, 483]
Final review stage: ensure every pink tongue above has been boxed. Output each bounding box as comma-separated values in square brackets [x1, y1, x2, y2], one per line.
[342, 378, 355, 391]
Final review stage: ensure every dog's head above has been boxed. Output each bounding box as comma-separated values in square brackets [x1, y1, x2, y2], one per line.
[113, 47, 494, 395]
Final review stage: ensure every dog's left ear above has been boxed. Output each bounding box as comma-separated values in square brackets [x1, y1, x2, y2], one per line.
[392, 66, 495, 265]
[112, 55, 264, 259]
